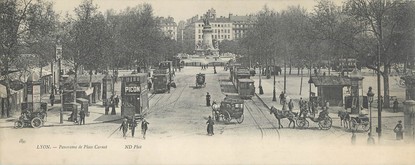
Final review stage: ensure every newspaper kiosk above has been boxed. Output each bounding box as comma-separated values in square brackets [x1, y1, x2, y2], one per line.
[120, 73, 149, 118]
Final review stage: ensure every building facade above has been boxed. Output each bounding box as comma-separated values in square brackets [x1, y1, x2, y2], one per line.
[182, 8, 256, 53]
[157, 16, 178, 41]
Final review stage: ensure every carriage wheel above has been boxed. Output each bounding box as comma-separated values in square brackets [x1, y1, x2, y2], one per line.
[296, 118, 309, 129]
[362, 123, 370, 132]
[14, 120, 24, 129]
[31, 117, 43, 128]
[236, 114, 244, 124]
[351, 119, 358, 131]
[319, 117, 332, 130]
[224, 111, 232, 123]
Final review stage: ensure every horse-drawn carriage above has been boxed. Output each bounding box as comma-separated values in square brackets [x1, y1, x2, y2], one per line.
[350, 114, 370, 131]
[196, 73, 206, 88]
[211, 96, 244, 124]
[14, 111, 47, 128]
[296, 110, 332, 130]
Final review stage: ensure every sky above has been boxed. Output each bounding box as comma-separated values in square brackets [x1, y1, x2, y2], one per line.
[52, 0, 345, 22]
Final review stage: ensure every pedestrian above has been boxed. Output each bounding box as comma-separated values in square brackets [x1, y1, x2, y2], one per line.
[206, 92, 211, 106]
[111, 100, 116, 115]
[115, 95, 120, 108]
[130, 118, 137, 138]
[206, 116, 214, 136]
[279, 92, 284, 105]
[214, 65, 217, 74]
[49, 93, 55, 106]
[141, 118, 149, 139]
[79, 109, 85, 125]
[148, 80, 152, 91]
[393, 99, 399, 113]
[299, 98, 303, 110]
[119, 118, 129, 139]
[351, 130, 356, 145]
[394, 120, 403, 140]
[167, 81, 171, 93]
[288, 99, 294, 112]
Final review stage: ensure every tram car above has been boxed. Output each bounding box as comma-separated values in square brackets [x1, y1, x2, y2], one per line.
[120, 73, 149, 118]
[237, 79, 255, 99]
[152, 73, 169, 93]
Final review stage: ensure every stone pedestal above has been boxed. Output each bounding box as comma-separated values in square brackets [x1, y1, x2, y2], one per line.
[404, 100, 415, 143]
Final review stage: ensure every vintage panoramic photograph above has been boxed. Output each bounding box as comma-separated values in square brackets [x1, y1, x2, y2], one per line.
[1, 0, 415, 164]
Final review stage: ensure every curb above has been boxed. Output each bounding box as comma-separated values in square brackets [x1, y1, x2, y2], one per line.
[0, 117, 123, 129]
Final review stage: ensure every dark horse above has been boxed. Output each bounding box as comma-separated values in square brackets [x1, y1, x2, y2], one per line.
[337, 110, 350, 129]
[270, 106, 297, 129]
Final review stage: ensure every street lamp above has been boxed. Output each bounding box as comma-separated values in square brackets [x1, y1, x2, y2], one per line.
[272, 58, 277, 101]
[367, 87, 374, 143]
[257, 62, 263, 95]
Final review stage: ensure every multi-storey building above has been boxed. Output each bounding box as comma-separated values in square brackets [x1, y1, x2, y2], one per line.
[182, 8, 256, 52]
[229, 14, 256, 40]
[157, 16, 178, 40]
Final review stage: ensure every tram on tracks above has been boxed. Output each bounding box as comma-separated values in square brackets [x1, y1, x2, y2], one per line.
[152, 61, 175, 93]
[120, 73, 149, 118]
[228, 62, 255, 99]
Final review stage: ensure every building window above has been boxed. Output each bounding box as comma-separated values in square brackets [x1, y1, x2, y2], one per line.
[228, 35, 230, 39]
[198, 35, 201, 39]
[221, 35, 223, 38]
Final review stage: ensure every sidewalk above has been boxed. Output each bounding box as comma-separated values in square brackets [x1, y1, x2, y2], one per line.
[0, 102, 123, 129]
[251, 73, 404, 119]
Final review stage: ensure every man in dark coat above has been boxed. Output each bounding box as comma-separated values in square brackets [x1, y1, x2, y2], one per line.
[130, 118, 137, 137]
[119, 118, 129, 139]
[206, 116, 214, 136]
[79, 109, 86, 125]
[49, 93, 55, 106]
[141, 119, 149, 139]
[206, 92, 211, 106]
[393, 99, 399, 113]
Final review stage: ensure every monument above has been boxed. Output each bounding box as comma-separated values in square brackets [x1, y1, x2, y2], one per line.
[195, 17, 219, 56]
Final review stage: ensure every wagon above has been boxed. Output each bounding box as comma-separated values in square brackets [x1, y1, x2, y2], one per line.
[14, 111, 47, 128]
[350, 114, 370, 131]
[196, 73, 206, 88]
[211, 96, 244, 124]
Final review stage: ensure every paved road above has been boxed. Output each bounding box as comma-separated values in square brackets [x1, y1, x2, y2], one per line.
[1, 66, 414, 165]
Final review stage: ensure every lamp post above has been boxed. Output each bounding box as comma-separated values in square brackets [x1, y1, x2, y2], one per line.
[257, 62, 263, 95]
[272, 58, 277, 101]
[367, 87, 374, 143]
[56, 40, 63, 124]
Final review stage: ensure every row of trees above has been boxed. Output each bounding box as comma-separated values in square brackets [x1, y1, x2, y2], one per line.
[0, 0, 180, 117]
[233, 0, 414, 108]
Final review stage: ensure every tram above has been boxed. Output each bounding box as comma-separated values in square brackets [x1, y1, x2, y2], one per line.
[120, 73, 149, 117]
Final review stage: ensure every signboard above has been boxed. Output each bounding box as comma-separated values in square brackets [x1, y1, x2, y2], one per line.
[125, 82, 141, 94]
[56, 44, 62, 60]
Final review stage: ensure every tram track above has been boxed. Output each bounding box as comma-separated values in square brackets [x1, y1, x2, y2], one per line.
[245, 97, 280, 140]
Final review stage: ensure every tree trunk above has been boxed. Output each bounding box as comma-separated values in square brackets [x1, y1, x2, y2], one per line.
[289, 57, 292, 75]
[383, 64, 390, 108]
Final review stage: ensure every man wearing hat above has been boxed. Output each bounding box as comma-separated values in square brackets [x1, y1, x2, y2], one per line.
[394, 120, 403, 140]
[119, 118, 129, 139]
[141, 118, 149, 139]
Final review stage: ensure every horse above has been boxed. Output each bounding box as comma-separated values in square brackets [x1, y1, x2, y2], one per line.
[211, 101, 221, 121]
[337, 110, 350, 129]
[269, 106, 297, 129]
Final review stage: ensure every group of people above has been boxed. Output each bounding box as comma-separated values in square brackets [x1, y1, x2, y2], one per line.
[119, 117, 149, 139]
[106, 95, 120, 115]
[201, 64, 209, 70]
